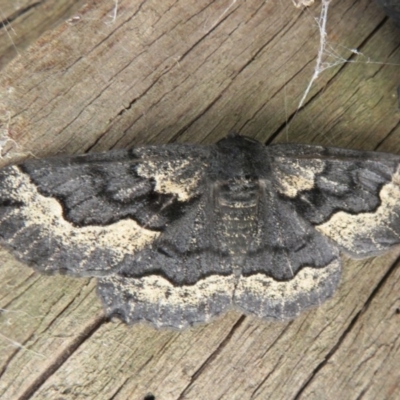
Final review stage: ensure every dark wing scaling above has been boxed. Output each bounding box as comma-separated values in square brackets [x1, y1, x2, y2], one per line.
[270, 143, 400, 258]
[1, 135, 400, 328]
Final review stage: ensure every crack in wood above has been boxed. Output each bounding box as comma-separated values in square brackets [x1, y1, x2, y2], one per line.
[0, 2, 43, 28]
[17, 315, 106, 400]
[176, 315, 246, 400]
[292, 255, 400, 400]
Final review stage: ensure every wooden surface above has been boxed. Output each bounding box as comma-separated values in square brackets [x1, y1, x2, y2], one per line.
[0, 0, 399, 399]
[0, 0, 86, 70]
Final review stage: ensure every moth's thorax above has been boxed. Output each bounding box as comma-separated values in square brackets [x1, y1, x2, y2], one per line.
[212, 135, 271, 182]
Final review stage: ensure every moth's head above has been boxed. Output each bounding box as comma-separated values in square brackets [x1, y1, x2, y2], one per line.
[212, 133, 269, 183]
[216, 133, 262, 154]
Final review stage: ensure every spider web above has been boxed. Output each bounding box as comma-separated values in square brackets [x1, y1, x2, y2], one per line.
[297, 0, 331, 109]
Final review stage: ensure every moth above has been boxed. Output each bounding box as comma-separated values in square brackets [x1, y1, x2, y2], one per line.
[1, 134, 400, 329]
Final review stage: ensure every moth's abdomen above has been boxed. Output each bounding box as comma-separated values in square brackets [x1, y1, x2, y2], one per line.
[219, 207, 258, 256]
[215, 178, 260, 262]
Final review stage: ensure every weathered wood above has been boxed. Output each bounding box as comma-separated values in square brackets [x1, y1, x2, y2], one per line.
[0, 0, 399, 399]
[0, 0, 86, 69]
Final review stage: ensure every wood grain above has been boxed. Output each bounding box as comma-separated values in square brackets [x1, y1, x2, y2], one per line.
[0, 0, 87, 70]
[0, 0, 399, 399]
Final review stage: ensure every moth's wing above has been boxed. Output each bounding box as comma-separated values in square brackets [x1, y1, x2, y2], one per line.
[98, 273, 236, 329]
[269, 143, 400, 258]
[234, 180, 342, 321]
[235, 143, 400, 321]
[97, 191, 237, 329]
[0, 144, 210, 276]
[0, 144, 238, 329]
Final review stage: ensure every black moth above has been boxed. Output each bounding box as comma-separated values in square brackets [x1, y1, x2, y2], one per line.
[1, 134, 399, 329]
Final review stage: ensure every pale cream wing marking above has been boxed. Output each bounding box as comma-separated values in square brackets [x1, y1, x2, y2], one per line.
[100, 274, 237, 329]
[234, 259, 341, 319]
[274, 158, 325, 198]
[1, 167, 159, 272]
[136, 157, 206, 202]
[316, 166, 400, 255]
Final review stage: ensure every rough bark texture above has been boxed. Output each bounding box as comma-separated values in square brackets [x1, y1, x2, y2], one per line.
[0, 0, 399, 399]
